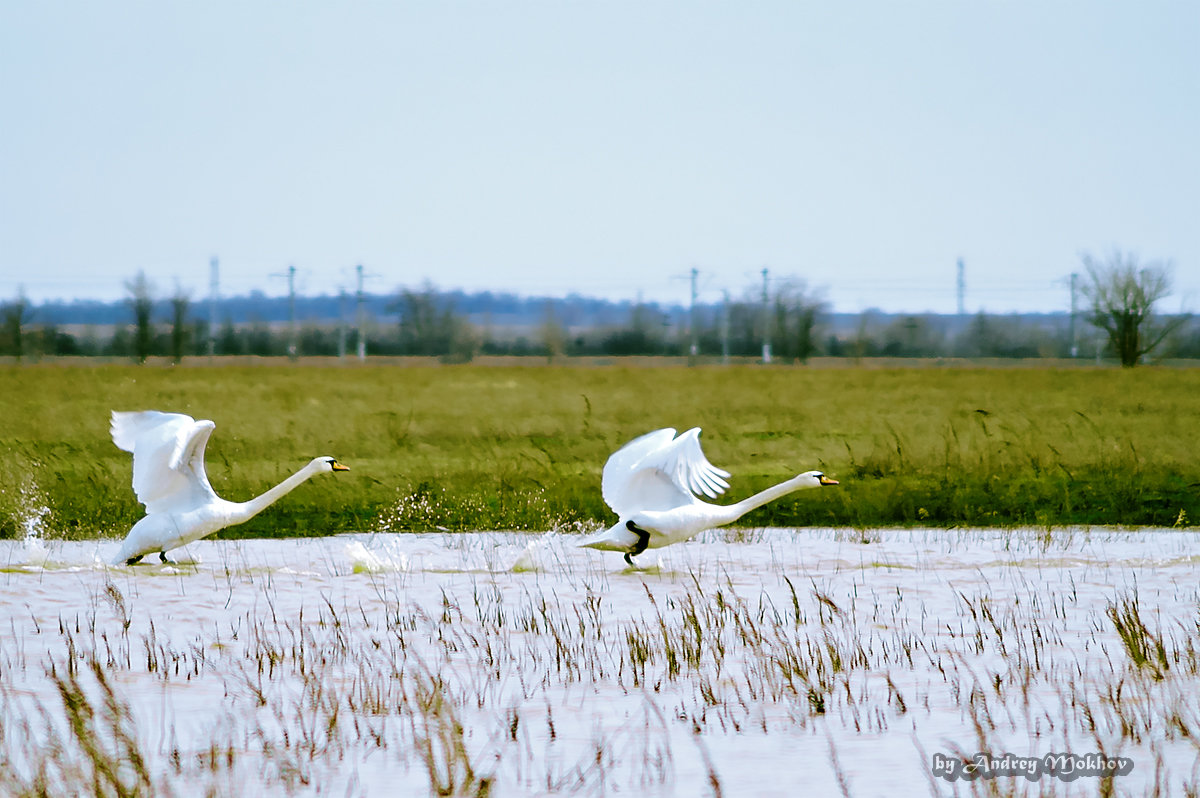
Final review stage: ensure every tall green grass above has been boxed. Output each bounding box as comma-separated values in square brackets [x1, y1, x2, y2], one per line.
[1, 362, 1196, 538]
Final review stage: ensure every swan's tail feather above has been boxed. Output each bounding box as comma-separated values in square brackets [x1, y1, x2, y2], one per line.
[578, 523, 640, 553]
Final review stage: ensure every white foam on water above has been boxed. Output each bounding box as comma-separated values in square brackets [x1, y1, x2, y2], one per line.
[510, 530, 567, 572]
[344, 539, 410, 574]
[18, 535, 51, 568]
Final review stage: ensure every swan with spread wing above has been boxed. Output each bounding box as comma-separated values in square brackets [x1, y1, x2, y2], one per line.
[579, 427, 837, 564]
[110, 410, 349, 565]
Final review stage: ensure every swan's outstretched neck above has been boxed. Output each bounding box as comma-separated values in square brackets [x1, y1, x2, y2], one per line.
[717, 474, 819, 525]
[229, 462, 324, 524]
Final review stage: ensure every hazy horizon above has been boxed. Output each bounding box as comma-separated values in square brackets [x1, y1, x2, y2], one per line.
[16, 280, 1108, 319]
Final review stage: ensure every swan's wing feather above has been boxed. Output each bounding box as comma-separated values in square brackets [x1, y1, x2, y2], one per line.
[632, 427, 731, 501]
[618, 469, 697, 514]
[602, 428, 680, 515]
[602, 427, 732, 517]
[111, 411, 218, 513]
[178, 420, 218, 497]
[111, 410, 182, 453]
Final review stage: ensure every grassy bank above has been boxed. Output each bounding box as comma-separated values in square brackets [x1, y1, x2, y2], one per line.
[1, 362, 1196, 539]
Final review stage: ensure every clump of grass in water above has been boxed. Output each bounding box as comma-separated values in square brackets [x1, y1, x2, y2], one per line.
[1107, 590, 1169, 679]
[0, 655, 156, 797]
[408, 666, 494, 797]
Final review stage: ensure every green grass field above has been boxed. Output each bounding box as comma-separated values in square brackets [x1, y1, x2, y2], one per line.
[2, 361, 1197, 539]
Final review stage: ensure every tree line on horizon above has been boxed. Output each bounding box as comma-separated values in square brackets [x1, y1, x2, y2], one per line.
[1, 251, 1194, 366]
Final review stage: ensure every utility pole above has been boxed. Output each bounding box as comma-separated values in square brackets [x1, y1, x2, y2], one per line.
[271, 264, 298, 360]
[761, 267, 771, 364]
[721, 289, 730, 365]
[956, 257, 965, 316]
[286, 265, 297, 360]
[208, 256, 218, 360]
[337, 288, 348, 359]
[689, 267, 699, 365]
[355, 264, 367, 361]
[1069, 271, 1079, 357]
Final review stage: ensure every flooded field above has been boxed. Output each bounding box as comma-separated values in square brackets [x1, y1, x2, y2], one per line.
[2, 527, 1199, 796]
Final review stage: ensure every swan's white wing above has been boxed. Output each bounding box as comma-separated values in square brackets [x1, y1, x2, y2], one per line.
[634, 427, 731, 499]
[110, 410, 178, 454]
[602, 427, 732, 517]
[111, 411, 218, 513]
[602, 428, 680, 515]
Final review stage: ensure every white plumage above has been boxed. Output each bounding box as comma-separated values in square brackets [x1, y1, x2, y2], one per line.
[601, 427, 731, 516]
[110, 410, 348, 565]
[111, 411, 219, 515]
[581, 427, 837, 564]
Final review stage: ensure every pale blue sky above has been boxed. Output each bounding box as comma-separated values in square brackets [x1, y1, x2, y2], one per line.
[2, 2, 1196, 314]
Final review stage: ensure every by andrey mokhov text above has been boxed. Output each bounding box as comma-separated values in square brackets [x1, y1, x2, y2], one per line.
[932, 752, 1135, 782]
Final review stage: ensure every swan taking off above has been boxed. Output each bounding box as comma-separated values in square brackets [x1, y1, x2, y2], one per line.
[579, 427, 837, 564]
[110, 411, 349, 565]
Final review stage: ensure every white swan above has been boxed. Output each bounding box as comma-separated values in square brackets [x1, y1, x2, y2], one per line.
[110, 410, 349, 565]
[579, 427, 837, 564]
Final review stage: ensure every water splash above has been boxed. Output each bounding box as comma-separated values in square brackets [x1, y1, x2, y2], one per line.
[510, 544, 539, 572]
[374, 486, 453, 533]
[14, 478, 51, 541]
[344, 540, 410, 574]
[511, 540, 544, 572]
[18, 535, 52, 569]
[4, 477, 53, 567]
[511, 531, 574, 573]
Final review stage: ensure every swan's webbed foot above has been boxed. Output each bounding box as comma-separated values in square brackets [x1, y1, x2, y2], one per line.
[158, 551, 175, 565]
[624, 521, 650, 565]
[125, 554, 145, 566]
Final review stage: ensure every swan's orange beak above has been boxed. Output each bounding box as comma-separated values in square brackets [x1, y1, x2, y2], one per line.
[818, 475, 838, 486]
[331, 461, 351, 472]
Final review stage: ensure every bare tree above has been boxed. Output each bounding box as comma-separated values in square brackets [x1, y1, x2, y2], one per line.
[398, 285, 453, 355]
[1080, 250, 1188, 367]
[170, 286, 190, 364]
[771, 280, 827, 364]
[538, 301, 567, 363]
[1, 289, 31, 362]
[125, 271, 155, 364]
[391, 282, 477, 361]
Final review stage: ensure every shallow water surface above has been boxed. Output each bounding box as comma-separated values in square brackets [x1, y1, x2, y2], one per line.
[2, 527, 1199, 796]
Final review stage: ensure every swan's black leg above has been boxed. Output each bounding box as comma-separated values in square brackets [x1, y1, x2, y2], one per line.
[125, 554, 144, 566]
[158, 551, 175, 565]
[624, 521, 650, 565]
